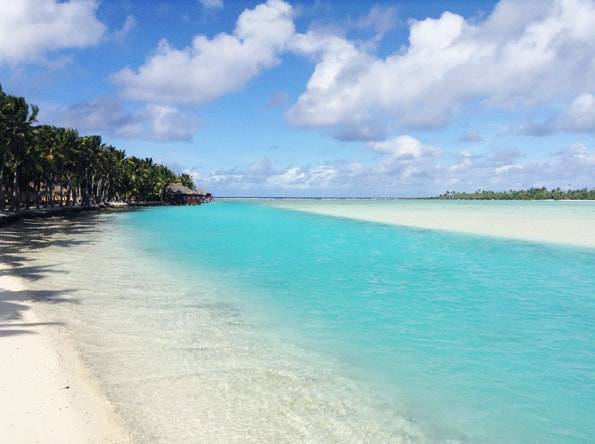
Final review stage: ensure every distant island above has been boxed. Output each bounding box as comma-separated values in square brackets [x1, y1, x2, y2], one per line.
[434, 187, 595, 200]
[0, 83, 209, 213]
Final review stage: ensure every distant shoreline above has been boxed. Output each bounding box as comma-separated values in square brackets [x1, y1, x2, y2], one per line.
[218, 196, 595, 201]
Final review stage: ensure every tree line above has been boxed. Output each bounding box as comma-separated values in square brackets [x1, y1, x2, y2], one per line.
[0, 84, 196, 211]
[435, 187, 595, 200]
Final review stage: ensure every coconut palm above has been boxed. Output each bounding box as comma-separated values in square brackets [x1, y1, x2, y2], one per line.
[178, 173, 195, 189]
[3, 94, 38, 209]
[0, 83, 204, 209]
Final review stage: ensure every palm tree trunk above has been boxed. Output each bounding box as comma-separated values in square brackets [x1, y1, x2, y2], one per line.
[12, 167, 19, 210]
[49, 177, 53, 206]
[103, 175, 110, 202]
[66, 176, 72, 206]
[35, 181, 41, 208]
[91, 174, 96, 204]
[0, 164, 5, 211]
[83, 168, 89, 206]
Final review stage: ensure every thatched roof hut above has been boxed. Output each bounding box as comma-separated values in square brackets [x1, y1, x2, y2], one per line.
[165, 183, 212, 205]
[166, 183, 204, 196]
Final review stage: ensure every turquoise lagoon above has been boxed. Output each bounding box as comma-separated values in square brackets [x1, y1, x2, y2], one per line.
[29, 200, 595, 442]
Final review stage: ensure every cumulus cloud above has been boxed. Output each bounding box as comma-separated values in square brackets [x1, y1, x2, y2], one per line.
[189, 160, 347, 194]
[186, 139, 595, 196]
[556, 94, 595, 132]
[369, 135, 440, 160]
[113, 15, 137, 43]
[199, 0, 224, 10]
[186, 135, 442, 195]
[352, 4, 399, 39]
[0, 0, 106, 64]
[333, 122, 387, 142]
[47, 97, 199, 141]
[287, 0, 595, 138]
[113, 0, 294, 106]
[459, 131, 483, 143]
[521, 93, 595, 135]
[47, 97, 143, 138]
[442, 144, 595, 191]
[146, 105, 200, 141]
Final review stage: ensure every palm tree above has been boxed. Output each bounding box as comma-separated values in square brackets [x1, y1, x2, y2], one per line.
[55, 127, 80, 205]
[3, 93, 38, 209]
[178, 173, 195, 189]
[0, 84, 9, 209]
[0, 83, 207, 209]
[33, 125, 61, 206]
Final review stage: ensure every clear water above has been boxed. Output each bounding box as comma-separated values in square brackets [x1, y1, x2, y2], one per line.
[22, 200, 595, 443]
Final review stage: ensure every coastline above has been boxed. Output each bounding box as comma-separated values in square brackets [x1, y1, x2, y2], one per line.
[1, 202, 593, 441]
[0, 208, 427, 442]
[0, 262, 130, 443]
[262, 199, 595, 249]
[0, 202, 167, 228]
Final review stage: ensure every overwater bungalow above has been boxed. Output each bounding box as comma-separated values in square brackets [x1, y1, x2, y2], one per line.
[165, 183, 213, 205]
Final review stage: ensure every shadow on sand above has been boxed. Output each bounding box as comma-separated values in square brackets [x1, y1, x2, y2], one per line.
[0, 213, 104, 338]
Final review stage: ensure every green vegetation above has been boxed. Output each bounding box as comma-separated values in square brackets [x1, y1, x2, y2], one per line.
[0, 84, 194, 211]
[435, 188, 595, 200]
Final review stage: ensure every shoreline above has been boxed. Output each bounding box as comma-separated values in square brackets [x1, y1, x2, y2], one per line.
[262, 199, 595, 249]
[0, 202, 169, 228]
[0, 262, 131, 443]
[1, 200, 593, 441]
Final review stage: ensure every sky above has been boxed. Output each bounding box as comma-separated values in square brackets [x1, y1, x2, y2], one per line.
[1, 0, 595, 197]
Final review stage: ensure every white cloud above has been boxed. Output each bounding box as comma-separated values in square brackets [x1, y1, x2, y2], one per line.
[555, 93, 595, 132]
[146, 105, 200, 141]
[0, 0, 106, 64]
[448, 151, 474, 173]
[187, 134, 443, 195]
[287, 0, 595, 137]
[46, 97, 143, 138]
[113, 15, 137, 43]
[287, 32, 375, 127]
[459, 131, 483, 143]
[46, 98, 199, 141]
[114, 0, 294, 106]
[519, 93, 595, 135]
[186, 139, 595, 196]
[352, 4, 399, 39]
[199, 0, 224, 10]
[267, 165, 338, 189]
[554, 142, 595, 168]
[369, 135, 440, 160]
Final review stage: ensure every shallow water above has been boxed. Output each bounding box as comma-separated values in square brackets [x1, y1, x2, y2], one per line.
[15, 200, 595, 443]
[262, 198, 595, 247]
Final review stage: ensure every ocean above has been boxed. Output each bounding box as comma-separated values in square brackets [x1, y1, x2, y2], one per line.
[20, 200, 595, 442]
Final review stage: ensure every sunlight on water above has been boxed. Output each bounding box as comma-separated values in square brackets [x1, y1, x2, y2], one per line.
[22, 201, 595, 443]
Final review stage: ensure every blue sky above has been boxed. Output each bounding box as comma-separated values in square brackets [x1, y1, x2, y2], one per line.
[1, 0, 595, 196]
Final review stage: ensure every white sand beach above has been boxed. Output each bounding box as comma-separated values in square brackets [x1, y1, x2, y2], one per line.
[264, 199, 595, 248]
[0, 263, 129, 444]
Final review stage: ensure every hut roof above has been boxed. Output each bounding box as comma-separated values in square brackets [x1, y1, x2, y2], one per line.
[166, 183, 206, 195]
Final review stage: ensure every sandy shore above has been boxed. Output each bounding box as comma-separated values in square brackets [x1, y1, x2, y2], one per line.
[264, 200, 595, 248]
[0, 263, 130, 443]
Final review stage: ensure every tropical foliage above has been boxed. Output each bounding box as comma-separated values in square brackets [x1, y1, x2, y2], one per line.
[436, 187, 595, 200]
[0, 84, 191, 210]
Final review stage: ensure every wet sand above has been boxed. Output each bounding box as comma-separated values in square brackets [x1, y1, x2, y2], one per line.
[0, 218, 129, 443]
[263, 199, 595, 248]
